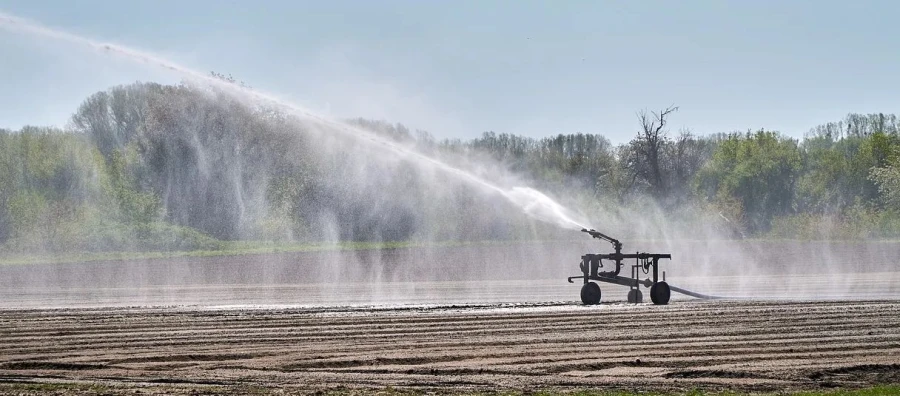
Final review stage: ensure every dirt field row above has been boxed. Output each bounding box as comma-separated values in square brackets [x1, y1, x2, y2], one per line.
[2, 300, 899, 394]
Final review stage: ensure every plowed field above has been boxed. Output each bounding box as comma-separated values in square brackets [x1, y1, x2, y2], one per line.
[1, 241, 899, 394]
[1, 300, 899, 394]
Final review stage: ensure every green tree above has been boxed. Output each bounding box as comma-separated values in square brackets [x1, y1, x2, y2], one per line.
[695, 130, 802, 233]
[870, 149, 900, 210]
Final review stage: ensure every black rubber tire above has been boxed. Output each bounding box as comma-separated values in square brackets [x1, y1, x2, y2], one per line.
[580, 282, 601, 305]
[627, 289, 643, 304]
[650, 281, 671, 305]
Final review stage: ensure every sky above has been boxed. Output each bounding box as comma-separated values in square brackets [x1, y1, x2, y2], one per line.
[0, 0, 898, 144]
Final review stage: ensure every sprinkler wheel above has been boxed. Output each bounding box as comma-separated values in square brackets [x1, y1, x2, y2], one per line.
[580, 282, 601, 305]
[650, 281, 671, 305]
[628, 289, 643, 303]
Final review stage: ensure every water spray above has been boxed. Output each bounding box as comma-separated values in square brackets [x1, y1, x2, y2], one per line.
[1, 11, 733, 305]
[0, 11, 589, 232]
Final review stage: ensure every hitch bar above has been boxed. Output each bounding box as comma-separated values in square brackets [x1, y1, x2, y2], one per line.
[568, 275, 654, 288]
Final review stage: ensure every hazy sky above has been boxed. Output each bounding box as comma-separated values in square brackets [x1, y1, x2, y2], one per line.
[1, 0, 898, 143]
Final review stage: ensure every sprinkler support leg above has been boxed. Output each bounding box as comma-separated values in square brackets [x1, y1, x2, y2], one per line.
[653, 258, 659, 284]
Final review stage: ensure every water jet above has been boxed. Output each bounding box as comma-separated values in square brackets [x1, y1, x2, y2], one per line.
[0, 10, 589, 233]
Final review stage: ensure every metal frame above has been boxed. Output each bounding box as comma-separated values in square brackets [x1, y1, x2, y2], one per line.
[568, 228, 672, 304]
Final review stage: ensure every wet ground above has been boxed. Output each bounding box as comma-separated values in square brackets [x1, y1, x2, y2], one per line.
[0, 241, 899, 394]
[2, 240, 899, 308]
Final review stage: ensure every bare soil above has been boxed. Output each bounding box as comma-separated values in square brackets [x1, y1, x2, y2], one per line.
[1, 300, 899, 394]
[1, 241, 899, 394]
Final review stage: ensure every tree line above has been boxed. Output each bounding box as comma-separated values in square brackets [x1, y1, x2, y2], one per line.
[1, 80, 898, 254]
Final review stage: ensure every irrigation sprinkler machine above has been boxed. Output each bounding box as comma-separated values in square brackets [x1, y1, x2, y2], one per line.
[569, 228, 673, 305]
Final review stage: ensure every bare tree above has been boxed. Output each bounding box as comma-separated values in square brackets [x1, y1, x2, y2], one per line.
[632, 105, 678, 199]
[667, 128, 714, 205]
